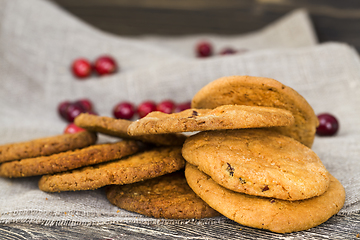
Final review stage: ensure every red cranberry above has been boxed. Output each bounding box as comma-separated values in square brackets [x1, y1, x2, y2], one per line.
[220, 47, 237, 55]
[71, 58, 92, 79]
[316, 113, 339, 136]
[113, 102, 135, 119]
[94, 55, 117, 76]
[156, 100, 176, 114]
[65, 104, 85, 122]
[196, 41, 213, 58]
[137, 101, 157, 118]
[174, 101, 192, 112]
[74, 99, 93, 112]
[64, 123, 85, 134]
[58, 101, 71, 120]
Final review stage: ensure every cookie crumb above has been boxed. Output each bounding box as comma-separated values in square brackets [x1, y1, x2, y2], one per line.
[45, 198, 48, 200]
[117, 210, 120, 213]
[356, 233, 359, 238]
[64, 212, 67, 215]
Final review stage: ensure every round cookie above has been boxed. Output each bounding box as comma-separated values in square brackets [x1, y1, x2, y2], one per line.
[0, 131, 97, 163]
[185, 163, 345, 233]
[127, 105, 294, 136]
[182, 129, 330, 200]
[106, 171, 220, 219]
[74, 113, 186, 146]
[191, 75, 318, 148]
[0, 140, 139, 178]
[39, 146, 185, 192]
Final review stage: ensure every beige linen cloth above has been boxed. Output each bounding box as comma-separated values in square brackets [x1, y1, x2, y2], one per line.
[0, 0, 359, 228]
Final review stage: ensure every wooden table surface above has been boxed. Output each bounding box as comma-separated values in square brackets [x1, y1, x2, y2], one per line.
[2, 0, 360, 239]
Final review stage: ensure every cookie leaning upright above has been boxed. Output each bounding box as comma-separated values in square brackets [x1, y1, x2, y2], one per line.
[191, 75, 318, 148]
[182, 129, 330, 200]
[0, 131, 97, 163]
[185, 163, 345, 233]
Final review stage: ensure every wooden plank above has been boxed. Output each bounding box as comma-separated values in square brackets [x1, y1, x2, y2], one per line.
[1, 213, 360, 239]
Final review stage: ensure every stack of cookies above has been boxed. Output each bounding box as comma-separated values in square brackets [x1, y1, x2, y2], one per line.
[0, 75, 345, 233]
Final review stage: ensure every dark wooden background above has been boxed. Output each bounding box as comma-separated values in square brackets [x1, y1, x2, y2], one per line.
[1, 0, 360, 239]
[53, 0, 360, 51]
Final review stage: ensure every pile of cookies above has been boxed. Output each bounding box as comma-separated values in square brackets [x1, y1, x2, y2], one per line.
[0, 75, 345, 233]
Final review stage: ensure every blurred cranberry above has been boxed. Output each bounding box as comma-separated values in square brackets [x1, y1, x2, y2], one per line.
[174, 101, 192, 112]
[220, 47, 237, 55]
[196, 41, 213, 58]
[316, 113, 339, 136]
[94, 55, 118, 76]
[58, 101, 71, 120]
[74, 99, 93, 112]
[156, 100, 176, 114]
[137, 101, 157, 118]
[113, 102, 136, 119]
[64, 123, 85, 134]
[65, 104, 85, 122]
[71, 58, 92, 79]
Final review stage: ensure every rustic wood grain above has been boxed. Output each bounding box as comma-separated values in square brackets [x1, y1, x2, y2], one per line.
[1, 213, 360, 239]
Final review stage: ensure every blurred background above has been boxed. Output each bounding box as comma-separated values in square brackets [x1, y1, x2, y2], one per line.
[53, 0, 360, 51]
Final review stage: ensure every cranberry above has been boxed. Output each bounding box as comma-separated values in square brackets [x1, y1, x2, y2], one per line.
[174, 101, 192, 112]
[219, 47, 237, 55]
[71, 58, 92, 79]
[64, 123, 85, 134]
[65, 104, 85, 122]
[137, 101, 157, 118]
[113, 102, 135, 119]
[196, 41, 213, 58]
[156, 100, 176, 114]
[316, 113, 339, 136]
[74, 99, 93, 112]
[94, 55, 117, 76]
[58, 101, 71, 119]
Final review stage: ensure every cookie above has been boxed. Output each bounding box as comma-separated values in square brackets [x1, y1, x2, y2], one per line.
[106, 171, 220, 219]
[182, 129, 330, 200]
[0, 131, 97, 163]
[127, 105, 294, 136]
[38, 146, 185, 192]
[185, 163, 345, 233]
[0, 140, 139, 178]
[74, 113, 186, 146]
[191, 75, 318, 148]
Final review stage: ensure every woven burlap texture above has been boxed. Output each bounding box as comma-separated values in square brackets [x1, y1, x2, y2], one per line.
[0, 0, 359, 226]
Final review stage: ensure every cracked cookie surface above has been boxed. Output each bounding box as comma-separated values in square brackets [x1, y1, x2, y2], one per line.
[39, 146, 185, 192]
[182, 129, 330, 200]
[0, 140, 139, 178]
[185, 163, 345, 233]
[127, 105, 294, 135]
[191, 75, 318, 148]
[106, 171, 220, 219]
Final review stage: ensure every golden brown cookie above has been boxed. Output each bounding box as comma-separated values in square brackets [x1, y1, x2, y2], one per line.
[0, 131, 97, 163]
[0, 140, 139, 178]
[74, 113, 186, 146]
[38, 146, 185, 192]
[106, 171, 220, 219]
[185, 163, 345, 233]
[182, 129, 330, 200]
[127, 105, 294, 136]
[191, 75, 318, 148]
